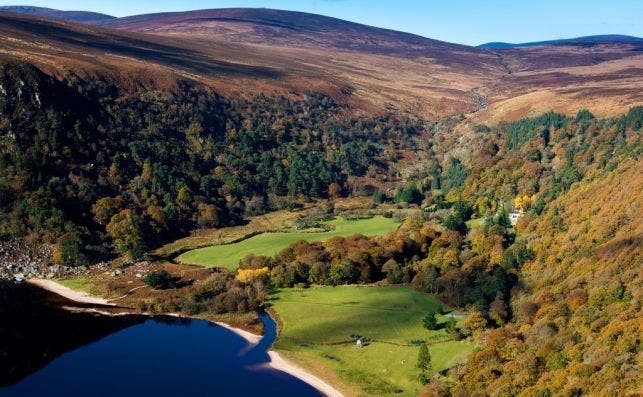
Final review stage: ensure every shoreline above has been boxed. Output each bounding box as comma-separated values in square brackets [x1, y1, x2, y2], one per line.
[27, 278, 115, 306]
[26, 278, 343, 397]
[212, 321, 262, 344]
[267, 350, 343, 397]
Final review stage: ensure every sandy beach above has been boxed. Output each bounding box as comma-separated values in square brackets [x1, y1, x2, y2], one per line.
[27, 278, 343, 397]
[214, 321, 263, 344]
[27, 278, 115, 306]
[213, 322, 343, 396]
[267, 351, 344, 397]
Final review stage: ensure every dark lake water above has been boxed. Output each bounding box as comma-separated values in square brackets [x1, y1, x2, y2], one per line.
[0, 283, 321, 397]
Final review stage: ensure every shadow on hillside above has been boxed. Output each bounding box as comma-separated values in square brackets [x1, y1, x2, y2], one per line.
[0, 15, 283, 79]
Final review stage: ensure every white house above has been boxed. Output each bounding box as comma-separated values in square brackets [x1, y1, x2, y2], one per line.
[509, 210, 522, 225]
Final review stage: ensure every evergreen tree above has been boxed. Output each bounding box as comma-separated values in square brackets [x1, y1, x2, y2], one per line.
[423, 309, 439, 330]
[417, 343, 431, 373]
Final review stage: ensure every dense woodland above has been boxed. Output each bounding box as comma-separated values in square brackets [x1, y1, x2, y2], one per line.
[0, 62, 422, 262]
[419, 110, 642, 395]
[1, 61, 641, 396]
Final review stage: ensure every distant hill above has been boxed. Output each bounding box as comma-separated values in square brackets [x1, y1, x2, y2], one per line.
[0, 10, 504, 116]
[0, 5, 115, 23]
[94, 8, 643, 119]
[97, 8, 484, 61]
[479, 34, 643, 48]
[0, 8, 640, 119]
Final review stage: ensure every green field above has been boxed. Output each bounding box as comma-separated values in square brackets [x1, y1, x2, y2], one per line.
[177, 216, 400, 269]
[271, 286, 474, 396]
[57, 277, 95, 294]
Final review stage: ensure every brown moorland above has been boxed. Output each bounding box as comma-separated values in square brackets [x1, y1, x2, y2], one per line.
[0, 9, 640, 119]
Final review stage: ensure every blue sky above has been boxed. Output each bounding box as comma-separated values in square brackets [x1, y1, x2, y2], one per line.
[2, 0, 641, 45]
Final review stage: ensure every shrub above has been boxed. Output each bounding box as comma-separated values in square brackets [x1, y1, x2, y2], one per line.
[143, 270, 176, 290]
[372, 189, 388, 204]
[395, 183, 423, 204]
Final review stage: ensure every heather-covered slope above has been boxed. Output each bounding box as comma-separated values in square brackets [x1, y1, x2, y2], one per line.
[1, 9, 641, 117]
[0, 11, 498, 115]
[97, 8, 643, 119]
[98, 8, 487, 61]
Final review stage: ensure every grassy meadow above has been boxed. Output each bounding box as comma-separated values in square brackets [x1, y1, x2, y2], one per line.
[177, 216, 400, 269]
[57, 276, 97, 294]
[270, 286, 474, 396]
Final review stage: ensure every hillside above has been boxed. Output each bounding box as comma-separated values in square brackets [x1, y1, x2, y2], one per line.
[436, 155, 642, 396]
[0, 6, 115, 23]
[0, 11, 500, 115]
[96, 8, 643, 119]
[0, 9, 641, 118]
[97, 8, 483, 60]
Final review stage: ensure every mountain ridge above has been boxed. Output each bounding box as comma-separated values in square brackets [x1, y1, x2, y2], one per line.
[3, 6, 640, 51]
[95, 7, 486, 62]
[479, 34, 643, 48]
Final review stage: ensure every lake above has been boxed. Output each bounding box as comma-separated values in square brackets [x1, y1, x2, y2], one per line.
[0, 283, 321, 396]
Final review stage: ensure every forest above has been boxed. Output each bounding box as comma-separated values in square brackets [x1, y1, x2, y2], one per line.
[0, 61, 423, 262]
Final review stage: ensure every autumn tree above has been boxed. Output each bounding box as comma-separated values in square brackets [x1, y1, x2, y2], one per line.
[236, 267, 270, 284]
[197, 203, 220, 228]
[145, 205, 167, 231]
[106, 209, 146, 259]
[140, 161, 153, 183]
[92, 197, 121, 226]
[461, 310, 488, 338]
[176, 184, 191, 212]
[488, 294, 508, 326]
[52, 233, 86, 266]
[328, 182, 342, 199]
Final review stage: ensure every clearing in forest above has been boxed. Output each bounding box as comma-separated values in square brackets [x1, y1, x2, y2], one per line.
[177, 216, 400, 269]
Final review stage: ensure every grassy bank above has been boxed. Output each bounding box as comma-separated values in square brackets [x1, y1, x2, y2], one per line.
[270, 286, 474, 396]
[57, 277, 95, 294]
[177, 216, 400, 269]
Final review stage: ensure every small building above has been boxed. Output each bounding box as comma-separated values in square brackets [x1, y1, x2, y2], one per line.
[509, 210, 522, 225]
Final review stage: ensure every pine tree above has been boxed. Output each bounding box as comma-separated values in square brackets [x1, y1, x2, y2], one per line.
[417, 343, 431, 372]
[423, 309, 439, 330]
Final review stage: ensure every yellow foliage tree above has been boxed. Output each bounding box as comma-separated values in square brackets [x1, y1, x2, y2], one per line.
[141, 161, 153, 183]
[513, 194, 535, 212]
[236, 267, 270, 284]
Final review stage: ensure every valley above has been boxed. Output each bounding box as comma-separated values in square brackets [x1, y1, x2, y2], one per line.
[0, 4, 641, 397]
